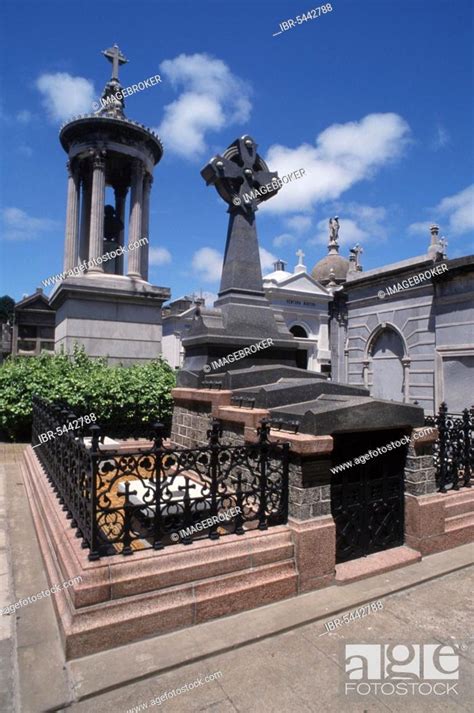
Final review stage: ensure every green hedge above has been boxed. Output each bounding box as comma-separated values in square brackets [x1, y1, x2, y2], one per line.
[0, 345, 176, 441]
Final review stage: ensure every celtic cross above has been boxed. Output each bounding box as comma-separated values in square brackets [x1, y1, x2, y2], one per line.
[201, 135, 281, 215]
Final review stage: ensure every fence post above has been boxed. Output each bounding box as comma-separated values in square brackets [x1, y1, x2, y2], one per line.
[152, 422, 165, 550]
[88, 424, 101, 560]
[462, 407, 473, 488]
[437, 402, 448, 493]
[257, 419, 270, 530]
[207, 419, 222, 540]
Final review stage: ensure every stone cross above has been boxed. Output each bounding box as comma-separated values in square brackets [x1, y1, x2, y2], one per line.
[352, 243, 363, 270]
[201, 135, 281, 214]
[296, 249, 305, 266]
[102, 44, 128, 81]
[201, 136, 281, 297]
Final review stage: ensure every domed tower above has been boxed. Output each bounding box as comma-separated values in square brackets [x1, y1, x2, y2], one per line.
[311, 217, 350, 286]
[50, 45, 170, 364]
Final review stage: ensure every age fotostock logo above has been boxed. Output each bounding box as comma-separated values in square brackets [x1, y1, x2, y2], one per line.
[344, 644, 460, 697]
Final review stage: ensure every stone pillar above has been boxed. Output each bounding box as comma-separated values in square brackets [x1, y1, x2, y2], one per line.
[63, 162, 80, 272]
[362, 359, 370, 389]
[79, 173, 92, 266]
[127, 160, 144, 278]
[402, 357, 411, 403]
[140, 173, 153, 281]
[88, 152, 106, 274]
[114, 186, 128, 276]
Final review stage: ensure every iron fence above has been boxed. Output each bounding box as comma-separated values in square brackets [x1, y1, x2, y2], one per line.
[425, 402, 473, 492]
[31, 397, 289, 559]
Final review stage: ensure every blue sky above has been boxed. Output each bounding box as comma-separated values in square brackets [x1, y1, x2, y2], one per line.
[1, 0, 473, 304]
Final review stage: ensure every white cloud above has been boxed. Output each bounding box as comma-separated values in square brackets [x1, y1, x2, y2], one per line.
[273, 233, 296, 248]
[436, 185, 474, 236]
[431, 124, 450, 151]
[284, 215, 312, 233]
[149, 247, 172, 266]
[36, 73, 95, 122]
[262, 113, 410, 214]
[157, 53, 251, 159]
[407, 185, 474, 238]
[259, 247, 277, 272]
[1, 207, 58, 241]
[192, 247, 223, 282]
[201, 291, 218, 307]
[407, 221, 431, 237]
[309, 204, 388, 247]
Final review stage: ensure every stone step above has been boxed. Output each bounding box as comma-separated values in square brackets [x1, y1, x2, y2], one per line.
[444, 498, 474, 518]
[445, 512, 474, 532]
[69, 558, 298, 659]
[335, 546, 421, 585]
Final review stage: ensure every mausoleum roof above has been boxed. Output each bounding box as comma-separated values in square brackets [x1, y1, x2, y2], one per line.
[311, 254, 350, 284]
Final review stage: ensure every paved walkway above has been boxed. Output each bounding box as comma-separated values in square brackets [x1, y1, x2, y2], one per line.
[1, 444, 472, 712]
[0, 444, 25, 713]
[66, 567, 474, 713]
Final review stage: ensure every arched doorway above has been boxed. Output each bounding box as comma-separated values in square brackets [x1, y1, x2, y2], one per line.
[290, 324, 308, 369]
[367, 326, 407, 402]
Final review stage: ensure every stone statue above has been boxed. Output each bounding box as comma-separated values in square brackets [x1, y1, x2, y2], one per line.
[329, 216, 339, 244]
[103, 205, 123, 242]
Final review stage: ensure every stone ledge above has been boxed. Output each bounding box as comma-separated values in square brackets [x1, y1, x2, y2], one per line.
[335, 546, 421, 584]
[245, 427, 333, 455]
[217, 405, 269, 429]
[171, 387, 233, 415]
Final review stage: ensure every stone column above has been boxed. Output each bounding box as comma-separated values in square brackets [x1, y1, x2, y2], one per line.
[88, 152, 106, 274]
[63, 162, 80, 272]
[140, 173, 153, 281]
[402, 357, 411, 403]
[127, 160, 144, 278]
[79, 173, 92, 266]
[114, 186, 128, 275]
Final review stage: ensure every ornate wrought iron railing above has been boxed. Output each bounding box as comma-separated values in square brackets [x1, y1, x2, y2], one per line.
[425, 403, 473, 492]
[31, 397, 289, 559]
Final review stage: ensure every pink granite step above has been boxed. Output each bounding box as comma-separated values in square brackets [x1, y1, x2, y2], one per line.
[445, 512, 474, 532]
[444, 494, 474, 518]
[335, 546, 421, 585]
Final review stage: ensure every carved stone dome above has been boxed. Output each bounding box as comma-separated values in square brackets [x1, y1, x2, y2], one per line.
[311, 254, 350, 284]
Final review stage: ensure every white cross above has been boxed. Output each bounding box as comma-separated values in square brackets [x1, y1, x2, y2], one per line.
[296, 248, 305, 266]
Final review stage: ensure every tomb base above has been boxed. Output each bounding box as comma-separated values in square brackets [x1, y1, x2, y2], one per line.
[50, 275, 170, 365]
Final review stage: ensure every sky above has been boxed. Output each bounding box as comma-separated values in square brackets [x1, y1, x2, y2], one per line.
[0, 0, 473, 305]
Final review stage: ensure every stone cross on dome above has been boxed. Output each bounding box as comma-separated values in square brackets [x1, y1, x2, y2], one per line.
[102, 44, 129, 81]
[296, 248, 305, 265]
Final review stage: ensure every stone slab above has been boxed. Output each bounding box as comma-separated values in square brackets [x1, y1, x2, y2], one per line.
[335, 546, 421, 584]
